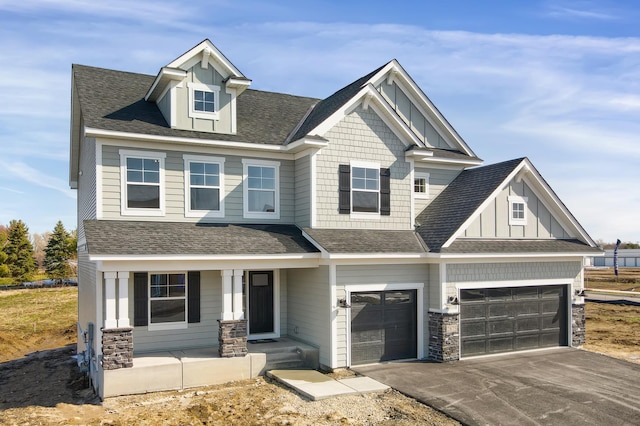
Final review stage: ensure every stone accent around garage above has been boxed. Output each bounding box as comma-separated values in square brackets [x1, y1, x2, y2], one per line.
[218, 319, 248, 357]
[428, 312, 459, 362]
[571, 304, 586, 347]
[102, 328, 133, 370]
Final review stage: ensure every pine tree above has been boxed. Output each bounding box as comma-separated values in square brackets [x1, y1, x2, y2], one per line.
[3, 220, 36, 281]
[44, 221, 73, 280]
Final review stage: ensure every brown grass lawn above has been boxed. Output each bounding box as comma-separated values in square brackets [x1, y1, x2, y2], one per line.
[0, 287, 77, 362]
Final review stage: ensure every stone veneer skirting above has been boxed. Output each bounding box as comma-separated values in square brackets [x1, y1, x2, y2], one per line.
[218, 319, 248, 357]
[571, 304, 586, 347]
[428, 312, 459, 362]
[102, 328, 133, 370]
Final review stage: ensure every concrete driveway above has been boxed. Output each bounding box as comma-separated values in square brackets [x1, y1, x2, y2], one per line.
[354, 348, 640, 425]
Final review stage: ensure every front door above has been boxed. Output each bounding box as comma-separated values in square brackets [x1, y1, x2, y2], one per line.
[248, 271, 274, 335]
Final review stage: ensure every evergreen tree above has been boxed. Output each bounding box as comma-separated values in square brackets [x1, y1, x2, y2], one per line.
[4, 220, 36, 281]
[44, 221, 73, 280]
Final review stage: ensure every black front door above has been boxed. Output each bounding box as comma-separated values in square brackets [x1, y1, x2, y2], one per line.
[249, 271, 274, 334]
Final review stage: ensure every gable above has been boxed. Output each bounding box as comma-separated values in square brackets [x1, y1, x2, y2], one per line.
[463, 178, 572, 239]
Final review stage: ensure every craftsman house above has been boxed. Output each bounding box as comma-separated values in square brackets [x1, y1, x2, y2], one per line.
[69, 39, 601, 399]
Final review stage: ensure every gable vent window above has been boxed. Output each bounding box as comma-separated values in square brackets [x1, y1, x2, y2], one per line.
[508, 195, 528, 226]
[188, 83, 220, 120]
[339, 162, 390, 217]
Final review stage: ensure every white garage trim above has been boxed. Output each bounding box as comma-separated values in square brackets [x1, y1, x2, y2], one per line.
[345, 282, 424, 366]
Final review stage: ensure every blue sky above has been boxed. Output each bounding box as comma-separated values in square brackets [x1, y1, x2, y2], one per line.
[0, 0, 638, 243]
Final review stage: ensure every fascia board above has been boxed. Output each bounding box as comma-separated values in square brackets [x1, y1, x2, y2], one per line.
[372, 60, 476, 158]
[308, 84, 424, 148]
[166, 39, 245, 78]
[441, 160, 526, 248]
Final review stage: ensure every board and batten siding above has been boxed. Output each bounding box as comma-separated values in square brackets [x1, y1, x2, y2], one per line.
[77, 249, 97, 355]
[294, 155, 311, 227]
[100, 144, 295, 224]
[414, 166, 461, 217]
[377, 81, 450, 149]
[336, 264, 430, 366]
[285, 267, 331, 367]
[315, 106, 412, 230]
[77, 137, 97, 242]
[130, 270, 221, 353]
[464, 179, 571, 239]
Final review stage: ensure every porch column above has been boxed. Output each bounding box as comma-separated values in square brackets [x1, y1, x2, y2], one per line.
[104, 272, 118, 329]
[232, 269, 244, 320]
[221, 270, 233, 320]
[117, 272, 130, 328]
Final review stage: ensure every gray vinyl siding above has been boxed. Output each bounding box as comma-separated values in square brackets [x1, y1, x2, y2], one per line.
[336, 263, 430, 366]
[174, 64, 234, 134]
[101, 144, 295, 224]
[377, 81, 451, 149]
[77, 137, 97, 242]
[294, 155, 311, 227]
[446, 261, 582, 296]
[156, 90, 171, 127]
[315, 106, 412, 229]
[464, 179, 571, 239]
[414, 166, 461, 217]
[77, 248, 97, 354]
[286, 266, 330, 367]
[131, 270, 221, 353]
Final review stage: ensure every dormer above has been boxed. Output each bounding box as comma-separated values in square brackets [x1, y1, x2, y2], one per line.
[145, 39, 251, 135]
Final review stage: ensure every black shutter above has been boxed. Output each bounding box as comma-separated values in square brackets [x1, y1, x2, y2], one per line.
[133, 272, 148, 326]
[339, 164, 351, 214]
[380, 168, 391, 216]
[188, 271, 201, 323]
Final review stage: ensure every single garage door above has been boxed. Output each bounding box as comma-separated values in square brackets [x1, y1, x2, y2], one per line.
[350, 290, 417, 365]
[460, 285, 568, 357]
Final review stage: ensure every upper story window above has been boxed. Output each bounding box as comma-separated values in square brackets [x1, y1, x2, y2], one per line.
[339, 161, 390, 217]
[119, 149, 166, 216]
[187, 82, 220, 120]
[242, 159, 280, 219]
[413, 172, 429, 199]
[184, 155, 225, 218]
[508, 195, 528, 226]
[149, 273, 186, 329]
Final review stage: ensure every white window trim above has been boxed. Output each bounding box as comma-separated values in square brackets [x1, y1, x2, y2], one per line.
[508, 195, 528, 226]
[147, 271, 188, 331]
[183, 154, 225, 218]
[119, 149, 166, 217]
[414, 172, 430, 199]
[242, 158, 281, 219]
[187, 82, 220, 120]
[350, 160, 380, 219]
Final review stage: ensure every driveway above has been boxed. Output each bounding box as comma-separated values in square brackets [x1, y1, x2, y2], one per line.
[354, 348, 640, 425]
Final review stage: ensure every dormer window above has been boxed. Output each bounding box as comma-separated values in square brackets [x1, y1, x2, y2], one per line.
[188, 83, 220, 120]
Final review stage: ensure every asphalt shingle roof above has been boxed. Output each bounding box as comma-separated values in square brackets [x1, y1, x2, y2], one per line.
[84, 221, 319, 256]
[416, 158, 525, 252]
[442, 239, 602, 254]
[303, 228, 426, 254]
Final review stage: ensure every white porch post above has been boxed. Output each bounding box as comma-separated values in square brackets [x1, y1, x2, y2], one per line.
[232, 269, 244, 320]
[117, 272, 130, 328]
[104, 272, 118, 329]
[221, 270, 233, 320]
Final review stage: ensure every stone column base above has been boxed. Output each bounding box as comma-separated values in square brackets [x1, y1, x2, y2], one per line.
[572, 304, 586, 347]
[218, 319, 248, 357]
[102, 327, 133, 370]
[428, 312, 460, 362]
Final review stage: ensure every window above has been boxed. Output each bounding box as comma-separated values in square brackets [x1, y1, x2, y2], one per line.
[119, 150, 165, 216]
[413, 172, 429, 199]
[242, 159, 280, 219]
[508, 196, 528, 225]
[184, 155, 225, 218]
[149, 273, 186, 325]
[188, 82, 220, 120]
[352, 166, 379, 213]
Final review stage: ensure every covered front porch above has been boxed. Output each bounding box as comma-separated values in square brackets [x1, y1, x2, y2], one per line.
[102, 337, 319, 398]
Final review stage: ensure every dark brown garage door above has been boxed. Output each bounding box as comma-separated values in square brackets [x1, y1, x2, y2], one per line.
[460, 285, 568, 357]
[350, 290, 417, 365]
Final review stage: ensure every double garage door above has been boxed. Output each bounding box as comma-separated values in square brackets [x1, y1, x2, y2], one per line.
[350, 290, 417, 365]
[460, 285, 568, 357]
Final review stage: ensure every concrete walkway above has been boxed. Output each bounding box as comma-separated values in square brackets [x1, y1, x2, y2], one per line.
[355, 348, 640, 426]
[267, 369, 389, 401]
